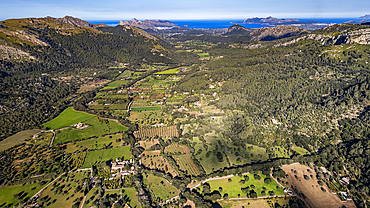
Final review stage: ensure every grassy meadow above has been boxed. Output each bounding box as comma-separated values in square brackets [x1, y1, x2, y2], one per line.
[0, 129, 41, 151]
[204, 173, 284, 198]
[83, 145, 131, 168]
[0, 182, 43, 207]
[43, 107, 95, 130]
[54, 117, 127, 144]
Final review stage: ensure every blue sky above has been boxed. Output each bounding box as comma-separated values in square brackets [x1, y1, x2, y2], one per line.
[0, 0, 369, 21]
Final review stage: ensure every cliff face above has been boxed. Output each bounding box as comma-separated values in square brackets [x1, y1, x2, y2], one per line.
[274, 26, 370, 47]
[118, 18, 177, 29]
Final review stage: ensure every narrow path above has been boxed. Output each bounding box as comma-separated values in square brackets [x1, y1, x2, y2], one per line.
[127, 101, 133, 112]
[49, 130, 55, 147]
[80, 194, 88, 208]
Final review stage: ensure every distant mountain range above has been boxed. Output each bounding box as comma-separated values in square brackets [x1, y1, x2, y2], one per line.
[359, 14, 370, 19]
[118, 18, 177, 30]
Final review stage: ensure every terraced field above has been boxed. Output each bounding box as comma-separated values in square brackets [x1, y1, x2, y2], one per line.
[134, 126, 178, 138]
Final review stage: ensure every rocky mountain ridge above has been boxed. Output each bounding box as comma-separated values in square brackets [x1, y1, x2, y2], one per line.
[250, 25, 308, 41]
[274, 26, 370, 47]
[52, 16, 109, 28]
[359, 14, 370, 19]
[118, 18, 177, 30]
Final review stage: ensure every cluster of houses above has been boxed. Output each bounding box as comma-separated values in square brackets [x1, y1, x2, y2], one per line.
[110, 159, 135, 179]
[73, 122, 88, 129]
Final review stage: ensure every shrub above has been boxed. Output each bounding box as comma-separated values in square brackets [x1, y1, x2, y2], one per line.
[264, 177, 272, 184]
[253, 174, 261, 180]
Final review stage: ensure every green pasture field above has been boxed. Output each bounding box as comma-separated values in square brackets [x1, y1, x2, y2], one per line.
[89, 103, 128, 110]
[122, 187, 142, 208]
[40, 171, 89, 208]
[95, 91, 129, 99]
[0, 182, 43, 207]
[143, 173, 180, 202]
[273, 146, 290, 158]
[102, 80, 129, 90]
[197, 53, 210, 58]
[154, 68, 179, 75]
[194, 144, 229, 174]
[84, 189, 119, 208]
[245, 144, 269, 161]
[63, 134, 123, 153]
[205, 173, 284, 198]
[116, 70, 134, 79]
[43, 107, 95, 130]
[0, 129, 41, 152]
[54, 117, 127, 144]
[293, 147, 308, 155]
[226, 152, 250, 166]
[83, 145, 131, 168]
[131, 106, 161, 112]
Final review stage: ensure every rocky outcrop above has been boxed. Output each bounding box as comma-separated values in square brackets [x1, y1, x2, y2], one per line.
[0, 29, 49, 46]
[274, 28, 370, 47]
[0, 45, 36, 60]
[251, 25, 309, 41]
[118, 18, 177, 30]
[222, 24, 251, 36]
[53, 16, 108, 28]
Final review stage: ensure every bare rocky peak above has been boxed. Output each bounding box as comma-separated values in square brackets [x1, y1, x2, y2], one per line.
[251, 25, 309, 41]
[54, 16, 109, 28]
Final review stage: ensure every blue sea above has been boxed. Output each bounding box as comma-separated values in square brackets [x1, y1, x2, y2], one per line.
[89, 18, 362, 29]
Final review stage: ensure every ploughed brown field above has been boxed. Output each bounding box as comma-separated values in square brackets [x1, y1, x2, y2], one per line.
[281, 163, 355, 208]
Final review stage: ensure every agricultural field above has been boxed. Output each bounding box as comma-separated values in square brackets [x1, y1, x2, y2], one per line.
[137, 138, 160, 149]
[164, 144, 189, 155]
[172, 154, 200, 175]
[63, 134, 123, 153]
[271, 146, 290, 158]
[194, 144, 230, 174]
[39, 171, 89, 208]
[197, 52, 210, 59]
[280, 163, 356, 208]
[83, 145, 131, 168]
[32, 132, 54, 146]
[217, 198, 293, 208]
[293, 147, 308, 155]
[141, 151, 178, 177]
[101, 80, 129, 90]
[143, 173, 180, 203]
[154, 68, 180, 75]
[43, 107, 95, 130]
[134, 126, 178, 139]
[204, 173, 284, 198]
[55, 117, 127, 144]
[122, 187, 142, 208]
[201, 105, 224, 114]
[0, 182, 44, 207]
[129, 111, 171, 126]
[0, 129, 41, 151]
[68, 152, 87, 169]
[131, 106, 161, 112]
[94, 91, 129, 99]
[245, 144, 269, 161]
